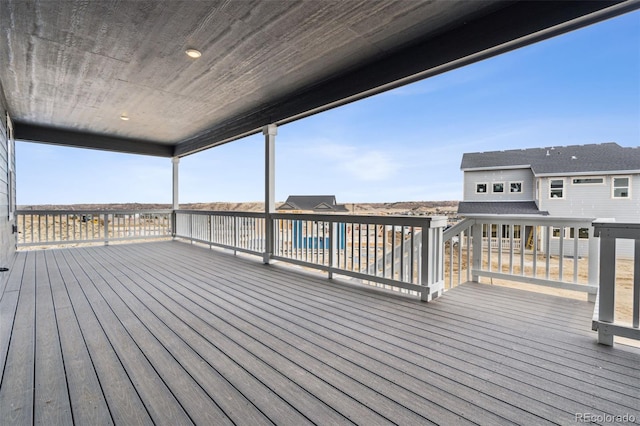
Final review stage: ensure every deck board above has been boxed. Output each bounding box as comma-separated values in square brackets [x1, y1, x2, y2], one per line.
[34, 251, 73, 425]
[137, 244, 610, 422]
[51, 249, 153, 425]
[43, 250, 113, 425]
[1, 241, 639, 425]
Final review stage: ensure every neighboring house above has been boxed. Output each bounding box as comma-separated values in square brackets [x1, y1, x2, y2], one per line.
[458, 142, 640, 257]
[277, 195, 349, 213]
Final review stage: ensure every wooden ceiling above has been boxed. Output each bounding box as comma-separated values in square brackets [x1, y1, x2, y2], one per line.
[1, 0, 638, 157]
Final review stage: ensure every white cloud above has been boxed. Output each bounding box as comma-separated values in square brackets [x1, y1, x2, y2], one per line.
[341, 151, 399, 181]
[298, 140, 400, 182]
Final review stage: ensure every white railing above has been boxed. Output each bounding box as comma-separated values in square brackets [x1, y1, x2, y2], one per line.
[271, 213, 447, 300]
[174, 210, 266, 255]
[592, 221, 640, 346]
[487, 237, 521, 250]
[443, 216, 599, 298]
[175, 210, 447, 301]
[16, 209, 173, 247]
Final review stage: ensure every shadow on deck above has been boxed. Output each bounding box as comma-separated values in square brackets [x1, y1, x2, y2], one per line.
[1, 241, 638, 425]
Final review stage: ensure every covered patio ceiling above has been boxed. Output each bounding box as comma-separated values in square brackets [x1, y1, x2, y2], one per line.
[1, 0, 638, 158]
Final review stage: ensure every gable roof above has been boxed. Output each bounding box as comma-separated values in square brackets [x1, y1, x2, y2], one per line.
[277, 195, 348, 212]
[461, 143, 640, 176]
[458, 201, 549, 216]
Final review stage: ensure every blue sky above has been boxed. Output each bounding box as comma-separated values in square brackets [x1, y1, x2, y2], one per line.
[17, 10, 640, 205]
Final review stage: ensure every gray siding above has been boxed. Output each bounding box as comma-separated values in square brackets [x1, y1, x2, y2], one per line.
[0, 98, 16, 283]
[538, 175, 639, 258]
[538, 175, 640, 222]
[463, 169, 535, 202]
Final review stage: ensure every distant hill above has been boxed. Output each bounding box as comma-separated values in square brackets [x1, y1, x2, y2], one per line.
[19, 200, 459, 216]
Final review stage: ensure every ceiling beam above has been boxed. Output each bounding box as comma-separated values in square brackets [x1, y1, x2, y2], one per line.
[175, 0, 639, 157]
[14, 122, 173, 157]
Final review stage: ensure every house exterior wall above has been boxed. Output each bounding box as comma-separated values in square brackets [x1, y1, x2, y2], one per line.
[537, 175, 640, 222]
[538, 174, 639, 258]
[463, 169, 535, 202]
[0, 97, 16, 284]
[463, 168, 638, 258]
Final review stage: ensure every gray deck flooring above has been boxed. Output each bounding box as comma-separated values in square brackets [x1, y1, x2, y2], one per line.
[1, 241, 638, 425]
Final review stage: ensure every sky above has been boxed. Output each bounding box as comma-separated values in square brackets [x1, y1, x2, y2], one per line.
[16, 10, 640, 206]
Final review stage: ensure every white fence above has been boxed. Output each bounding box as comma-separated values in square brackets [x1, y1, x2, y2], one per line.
[16, 210, 172, 247]
[175, 210, 447, 301]
[175, 210, 266, 255]
[443, 216, 599, 297]
[271, 213, 447, 300]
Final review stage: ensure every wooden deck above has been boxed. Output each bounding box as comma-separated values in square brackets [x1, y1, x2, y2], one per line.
[1, 241, 638, 425]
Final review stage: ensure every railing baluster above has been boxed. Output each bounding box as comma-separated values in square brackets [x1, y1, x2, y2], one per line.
[497, 223, 502, 272]
[634, 239, 639, 329]
[410, 226, 415, 284]
[573, 227, 579, 283]
[509, 224, 514, 274]
[558, 227, 564, 281]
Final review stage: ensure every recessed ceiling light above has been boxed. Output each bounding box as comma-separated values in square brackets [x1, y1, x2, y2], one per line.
[120, 114, 130, 121]
[185, 48, 202, 59]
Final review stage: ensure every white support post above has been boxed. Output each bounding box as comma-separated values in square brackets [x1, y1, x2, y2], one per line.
[263, 124, 277, 264]
[172, 156, 180, 238]
[598, 235, 616, 345]
[587, 226, 599, 303]
[328, 221, 335, 279]
[420, 216, 446, 302]
[472, 223, 483, 282]
[103, 213, 109, 246]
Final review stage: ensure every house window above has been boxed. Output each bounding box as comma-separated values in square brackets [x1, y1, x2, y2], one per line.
[612, 177, 630, 198]
[572, 177, 603, 185]
[552, 227, 562, 238]
[549, 179, 564, 199]
[492, 182, 504, 193]
[569, 228, 590, 239]
[510, 182, 522, 193]
[476, 183, 488, 194]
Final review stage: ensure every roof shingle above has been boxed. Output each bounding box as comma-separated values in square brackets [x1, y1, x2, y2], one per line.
[461, 143, 640, 175]
[458, 201, 548, 216]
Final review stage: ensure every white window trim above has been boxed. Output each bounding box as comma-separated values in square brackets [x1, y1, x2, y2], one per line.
[611, 175, 631, 199]
[492, 182, 505, 194]
[571, 176, 604, 185]
[476, 182, 488, 194]
[509, 181, 523, 193]
[549, 178, 565, 199]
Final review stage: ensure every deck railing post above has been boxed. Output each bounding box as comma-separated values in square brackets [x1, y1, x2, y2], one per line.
[587, 226, 599, 303]
[263, 124, 277, 264]
[420, 216, 446, 301]
[593, 220, 617, 346]
[172, 156, 180, 240]
[103, 213, 109, 245]
[171, 211, 177, 239]
[471, 223, 482, 282]
[189, 213, 193, 244]
[328, 221, 335, 279]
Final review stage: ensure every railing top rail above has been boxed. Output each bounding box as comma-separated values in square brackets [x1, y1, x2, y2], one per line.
[175, 209, 265, 218]
[464, 214, 597, 226]
[16, 209, 173, 215]
[271, 212, 448, 227]
[443, 218, 475, 240]
[593, 221, 640, 239]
